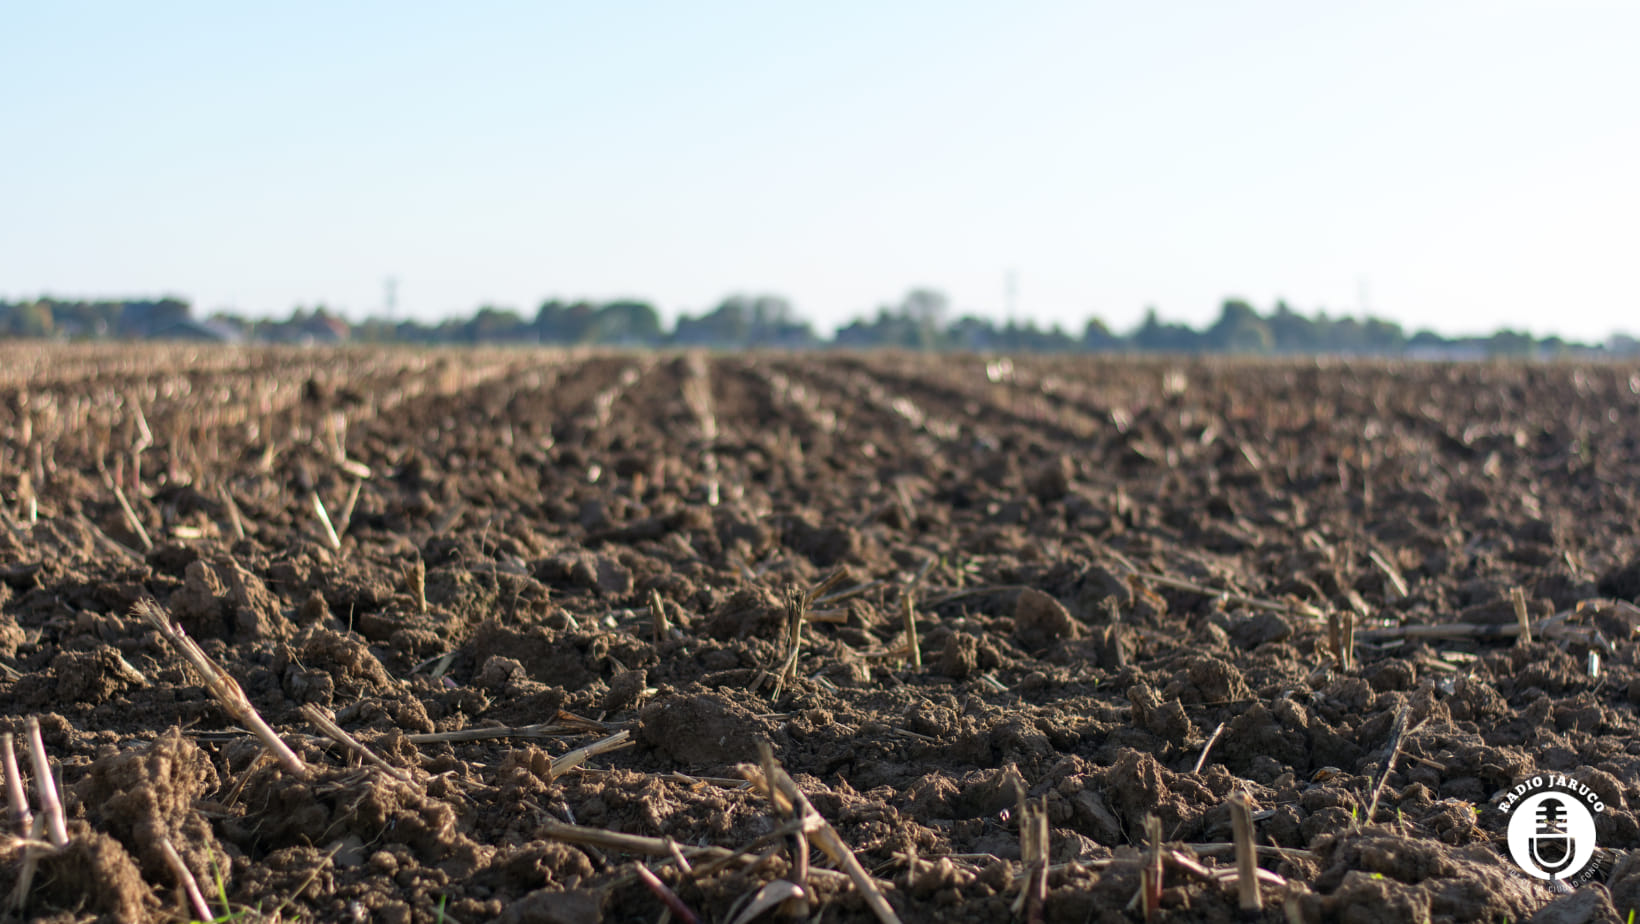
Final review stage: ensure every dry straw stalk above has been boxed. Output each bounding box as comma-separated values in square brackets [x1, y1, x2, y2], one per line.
[1229, 791, 1262, 912]
[752, 742, 902, 924]
[301, 705, 412, 782]
[136, 599, 308, 777]
[1, 733, 30, 837]
[25, 718, 67, 849]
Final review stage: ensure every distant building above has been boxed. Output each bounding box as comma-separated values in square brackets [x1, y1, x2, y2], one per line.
[148, 318, 245, 344]
[302, 313, 351, 343]
[1407, 343, 1488, 361]
[1608, 334, 1640, 357]
[260, 311, 352, 344]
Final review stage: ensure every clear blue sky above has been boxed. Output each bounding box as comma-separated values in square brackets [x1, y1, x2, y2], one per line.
[4, 2, 1636, 340]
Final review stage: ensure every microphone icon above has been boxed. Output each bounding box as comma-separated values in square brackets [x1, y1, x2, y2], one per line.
[1530, 797, 1576, 877]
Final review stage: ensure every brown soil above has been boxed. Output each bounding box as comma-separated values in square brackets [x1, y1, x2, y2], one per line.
[2, 344, 1640, 923]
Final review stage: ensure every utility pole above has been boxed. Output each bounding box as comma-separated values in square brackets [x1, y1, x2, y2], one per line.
[1005, 269, 1019, 325]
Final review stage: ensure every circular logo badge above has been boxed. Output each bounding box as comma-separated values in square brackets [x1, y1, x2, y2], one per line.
[1507, 791, 1597, 880]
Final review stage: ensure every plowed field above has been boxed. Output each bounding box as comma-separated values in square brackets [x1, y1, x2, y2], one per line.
[4, 344, 1640, 923]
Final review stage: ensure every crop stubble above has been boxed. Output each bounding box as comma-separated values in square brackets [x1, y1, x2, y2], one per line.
[2, 344, 1640, 921]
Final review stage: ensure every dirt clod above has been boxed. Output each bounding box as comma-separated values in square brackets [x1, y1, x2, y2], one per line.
[1013, 588, 1082, 649]
[639, 692, 770, 769]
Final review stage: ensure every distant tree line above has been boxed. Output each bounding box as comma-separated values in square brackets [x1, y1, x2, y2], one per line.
[2, 292, 1634, 358]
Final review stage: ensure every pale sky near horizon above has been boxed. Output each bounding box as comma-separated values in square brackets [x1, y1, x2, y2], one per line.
[4, 2, 1636, 340]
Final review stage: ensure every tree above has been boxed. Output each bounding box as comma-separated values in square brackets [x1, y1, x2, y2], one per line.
[900, 289, 948, 349]
[116, 298, 191, 337]
[1267, 300, 1315, 352]
[1206, 299, 1272, 353]
[1, 301, 54, 337]
[836, 289, 952, 350]
[673, 297, 750, 346]
[1486, 329, 1535, 357]
[467, 306, 524, 342]
[593, 300, 662, 344]
[834, 309, 908, 349]
[535, 301, 599, 343]
[669, 294, 813, 347]
[946, 315, 999, 351]
[1131, 307, 1202, 352]
[1361, 318, 1405, 354]
[1326, 316, 1363, 353]
[1083, 317, 1121, 351]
